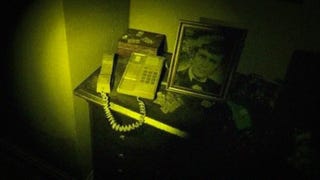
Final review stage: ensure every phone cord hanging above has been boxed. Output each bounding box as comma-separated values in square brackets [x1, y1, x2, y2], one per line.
[100, 93, 146, 132]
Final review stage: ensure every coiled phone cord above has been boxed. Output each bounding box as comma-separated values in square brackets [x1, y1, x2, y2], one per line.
[100, 93, 146, 132]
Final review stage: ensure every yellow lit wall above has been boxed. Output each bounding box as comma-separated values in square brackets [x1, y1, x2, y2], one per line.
[63, 0, 129, 176]
[10, 0, 129, 178]
[13, 0, 75, 144]
[129, 0, 319, 81]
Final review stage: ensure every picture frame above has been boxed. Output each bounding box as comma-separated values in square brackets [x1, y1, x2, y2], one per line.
[166, 20, 247, 101]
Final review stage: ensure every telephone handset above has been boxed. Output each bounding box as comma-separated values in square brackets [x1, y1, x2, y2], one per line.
[97, 54, 114, 94]
[97, 53, 148, 132]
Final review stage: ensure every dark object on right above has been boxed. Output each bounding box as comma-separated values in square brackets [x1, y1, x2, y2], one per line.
[272, 50, 320, 132]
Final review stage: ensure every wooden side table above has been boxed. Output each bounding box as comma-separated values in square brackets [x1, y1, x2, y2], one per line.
[74, 55, 233, 179]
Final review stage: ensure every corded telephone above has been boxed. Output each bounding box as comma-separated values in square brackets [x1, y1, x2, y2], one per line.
[117, 52, 165, 100]
[96, 52, 164, 132]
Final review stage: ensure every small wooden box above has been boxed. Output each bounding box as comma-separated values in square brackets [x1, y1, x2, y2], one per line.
[117, 29, 165, 57]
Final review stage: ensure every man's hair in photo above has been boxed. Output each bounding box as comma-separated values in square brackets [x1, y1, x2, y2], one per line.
[198, 41, 225, 56]
[190, 29, 226, 54]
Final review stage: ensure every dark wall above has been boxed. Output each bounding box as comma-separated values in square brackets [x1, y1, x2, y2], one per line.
[1, 0, 34, 136]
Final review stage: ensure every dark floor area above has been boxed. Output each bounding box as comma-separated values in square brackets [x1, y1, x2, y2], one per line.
[0, 137, 76, 180]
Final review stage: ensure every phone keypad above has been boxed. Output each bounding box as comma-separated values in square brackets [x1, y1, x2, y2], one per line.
[140, 67, 157, 84]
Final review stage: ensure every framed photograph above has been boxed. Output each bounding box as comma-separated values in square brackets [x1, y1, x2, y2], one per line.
[166, 20, 247, 100]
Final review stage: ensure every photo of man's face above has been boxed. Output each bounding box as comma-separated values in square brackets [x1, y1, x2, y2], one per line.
[191, 48, 223, 80]
[167, 20, 247, 100]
